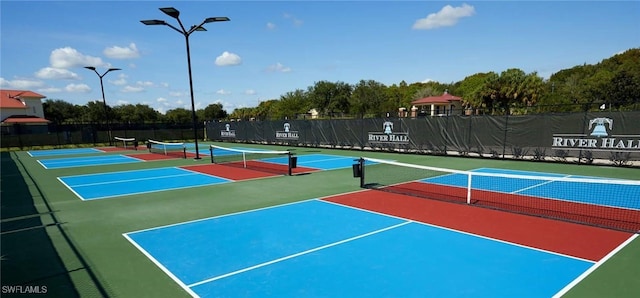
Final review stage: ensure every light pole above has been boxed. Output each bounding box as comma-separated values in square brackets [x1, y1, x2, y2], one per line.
[141, 7, 230, 160]
[85, 66, 120, 146]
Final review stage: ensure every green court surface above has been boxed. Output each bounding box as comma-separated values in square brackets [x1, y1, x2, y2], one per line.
[1, 142, 639, 297]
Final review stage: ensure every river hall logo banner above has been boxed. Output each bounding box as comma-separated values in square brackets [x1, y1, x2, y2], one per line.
[276, 122, 299, 140]
[220, 123, 236, 138]
[368, 120, 409, 144]
[552, 117, 639, 152]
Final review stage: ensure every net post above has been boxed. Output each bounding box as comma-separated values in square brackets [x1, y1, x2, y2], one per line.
[242, 152, 247, 168]
[210, 146, 214, 163]
[182, 145, 187, 159]
[359, 157, 365, 188]
[288, 151, 293, 176]
[466, 172, 472, 204]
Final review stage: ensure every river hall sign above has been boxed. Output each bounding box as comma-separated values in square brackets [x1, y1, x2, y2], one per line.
[552, 117, 639, 151]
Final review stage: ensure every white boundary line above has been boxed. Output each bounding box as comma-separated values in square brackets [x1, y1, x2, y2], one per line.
[125, 189, 371, 235]
[552, 233, 639, 298]
[122, 233, 200, 298]
[187, 221, 412, 288]
[57, 176, 88, 201]
[60, 167, 231, 201]
[321, 199, 596, 263]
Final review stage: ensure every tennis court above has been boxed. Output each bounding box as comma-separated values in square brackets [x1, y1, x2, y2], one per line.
[56, 152, 365, 200]
[39, 154, 143, 169]
[5, 143, 640, 298]
[125, 199, 628, 297]
[28, 147, 107, 157]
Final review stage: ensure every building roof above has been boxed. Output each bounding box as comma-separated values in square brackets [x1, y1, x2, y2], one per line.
[411, 91, 462, 105]
[0, 89, 46, 108]
[1, 115, 50, 124]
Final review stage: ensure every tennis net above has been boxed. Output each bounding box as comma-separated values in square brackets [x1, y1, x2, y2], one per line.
[147, 139, 187, 158]
[210, 145, 295, 176]
[355, 157, 640, 233]
[114, 137, 137, 150]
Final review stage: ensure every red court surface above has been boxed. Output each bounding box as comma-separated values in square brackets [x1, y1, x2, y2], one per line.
[388, 182, 640, 232]
[323, 190, 633, 262]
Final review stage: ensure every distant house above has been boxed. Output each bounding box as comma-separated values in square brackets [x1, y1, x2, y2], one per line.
[1, 89, 49, 134]
[410, 90, 463, 117]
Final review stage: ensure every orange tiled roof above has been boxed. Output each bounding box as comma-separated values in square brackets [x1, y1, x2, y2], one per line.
[0, 89, 46, 108]
[1, 115, 50, 124]
[412, 91, 461, 105]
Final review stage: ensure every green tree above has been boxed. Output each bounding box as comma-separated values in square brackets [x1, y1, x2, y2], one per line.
[350, 80, 387, 118]
[165, 108, 192, 125]
[203, 103, 228, 120]
[43, 99, 78, 124]
[85, 101, 111, 123]
[277, 89, 310, 120]
[308, 81, 353, 117]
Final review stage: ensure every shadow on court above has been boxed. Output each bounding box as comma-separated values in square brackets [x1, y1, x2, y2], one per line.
[0, 152, 107, 297]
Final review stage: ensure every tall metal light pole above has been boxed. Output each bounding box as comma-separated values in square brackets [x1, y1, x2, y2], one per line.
[85, 66, 120, 146]
[141, 7, 230, 160]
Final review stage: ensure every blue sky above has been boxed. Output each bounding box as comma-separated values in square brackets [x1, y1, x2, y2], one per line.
[1, 1, 639, 114]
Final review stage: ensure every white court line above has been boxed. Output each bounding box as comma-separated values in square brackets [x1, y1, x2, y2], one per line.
[552, 233, 639, 298]
[41, 155, 134, 165]
[510, 175, 572, 194]
[321, 199, 596, 264]
[68, 173, 199, 188]
[186, 221, 412, 288]
[57, 176, 88, 201]
[122, 234, 200, 298]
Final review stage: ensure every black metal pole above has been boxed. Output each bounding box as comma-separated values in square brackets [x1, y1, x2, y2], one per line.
[98, 76, 112, 146]
[184, 33, 201, 159]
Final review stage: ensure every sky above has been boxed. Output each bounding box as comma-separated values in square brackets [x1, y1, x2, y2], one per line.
[1, 1, 639, 114]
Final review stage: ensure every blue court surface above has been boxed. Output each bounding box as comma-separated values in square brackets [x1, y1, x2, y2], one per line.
[124, 200, 593, 297]
[420, 168, 640, 210]
[28, 148, 104, 157]
[58, 167, 230, 200]
[39, 155, 142, 169]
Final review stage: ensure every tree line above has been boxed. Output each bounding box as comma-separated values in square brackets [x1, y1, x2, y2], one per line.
[44, 48, 639, 125]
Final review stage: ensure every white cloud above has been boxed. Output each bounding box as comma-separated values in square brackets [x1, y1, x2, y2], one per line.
[37, 87, 63, 93]
[422, 78, 434, 83]
[266, 62, 292, 73]
[157, 97, 168, 103]
[267, 22, 276, 30]
[104, 43, 140, 59]
[50, 47, 105, 69]
[215, 51, 242, 66]
[0, 77, 46, 89]
[122, 85, 144, 93]
[116, 100, 130, 105]
[135, 81, 154, 87]
[216, 89, 231, 95]
[412, 4, 475, 30]
[110, 73, 128, 86]
[35, 67, 80, 80]
[283, 13, 303, 27]
[245, 89, 257, 95]
[169, 91, 184, 97]
[65, 83, 91, 93]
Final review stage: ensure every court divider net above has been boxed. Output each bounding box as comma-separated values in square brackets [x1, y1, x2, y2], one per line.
[210, 144, 295, 176]
[147, 139, 187, 159]
[355, 157, 640, 233]
[114, 137, 137, 150]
